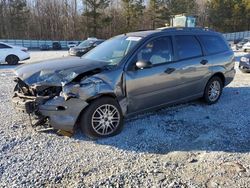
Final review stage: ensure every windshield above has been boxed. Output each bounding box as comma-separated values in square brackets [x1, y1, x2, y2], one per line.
[78, 40, 95, 47]
[83, 35, 142, 65]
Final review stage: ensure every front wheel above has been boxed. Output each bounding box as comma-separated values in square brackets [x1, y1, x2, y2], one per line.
[203, 76, 223, 105]
[80, 97, 124, 139]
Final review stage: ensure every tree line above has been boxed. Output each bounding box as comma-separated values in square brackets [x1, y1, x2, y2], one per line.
[0, 0, 249, 40]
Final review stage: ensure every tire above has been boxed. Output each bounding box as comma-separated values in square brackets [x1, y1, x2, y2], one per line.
[203, 76, 223, 105]
[80, 97, 124, 139]
[6, 55, 19, 65]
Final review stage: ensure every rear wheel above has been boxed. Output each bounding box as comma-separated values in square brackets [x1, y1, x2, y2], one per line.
[6, 55, 19, 65]
[80, 97, 124, 139]
[203, 76, 223, 105]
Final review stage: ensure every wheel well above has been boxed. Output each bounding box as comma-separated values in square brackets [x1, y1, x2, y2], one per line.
[86, 93, 117, 103]
[5, 54, 20, 62]
[212, 72, 225, 86]
[74, 93, 119, 130]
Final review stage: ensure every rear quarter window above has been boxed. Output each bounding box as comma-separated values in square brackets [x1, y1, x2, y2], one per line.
[199, 35, 229, 55]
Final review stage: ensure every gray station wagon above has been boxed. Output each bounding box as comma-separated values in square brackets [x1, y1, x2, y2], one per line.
[12, 27, 235, 138]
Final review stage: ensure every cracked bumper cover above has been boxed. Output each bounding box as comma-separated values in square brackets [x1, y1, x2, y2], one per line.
[39, 97, 88, 131]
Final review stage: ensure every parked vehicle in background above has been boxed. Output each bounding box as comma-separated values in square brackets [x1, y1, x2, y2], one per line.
[12, 28, 235, 138]
[52, 42, 62, 50]
[40, 44, 50, 51]
[69, 38, 104, 57]
[234, 38, 242, 44]
[236, 38, 249, 50]
[239, 54, 250, 73]
[227, 40, 236, 51]
[67, 42, 78, 49]
[0, 42, 30, 65]
[242, 42, 250, 52]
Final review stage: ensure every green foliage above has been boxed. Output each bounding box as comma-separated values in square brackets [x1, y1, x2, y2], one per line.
[168, 0, 198, 15]
[207, 0, 250, 32]
[2, 0, 30, 38]
[147, 0, 198, 29]
[82, 0, 111, 36]
[121, 0, 145, 31]
[148, 0, 171, 29]
[0, 0, 249, 40]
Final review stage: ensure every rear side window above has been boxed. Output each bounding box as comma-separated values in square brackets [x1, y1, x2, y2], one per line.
[0, 43, 11, 49]
[199, 35, 229, 55]
[175, 36, 202, 60]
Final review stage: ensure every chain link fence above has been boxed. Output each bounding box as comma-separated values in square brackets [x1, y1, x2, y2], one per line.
[1, 31, 249, 49]
[223, 31, 250, 41]
[0, 39, 80, 49]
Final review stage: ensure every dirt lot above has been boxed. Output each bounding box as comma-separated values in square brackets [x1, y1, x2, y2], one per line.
[0, 51, 249, 187]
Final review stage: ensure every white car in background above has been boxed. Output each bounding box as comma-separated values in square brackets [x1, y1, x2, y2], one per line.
[242, 42, 250, 52]
[0, 42, 30, 65]
[67, 42, 78, 49]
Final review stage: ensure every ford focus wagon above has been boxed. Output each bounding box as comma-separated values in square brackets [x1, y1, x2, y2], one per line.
[13, 27, 235, 138]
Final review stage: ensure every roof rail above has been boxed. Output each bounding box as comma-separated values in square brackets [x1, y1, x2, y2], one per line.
[158, 27, 215, 32]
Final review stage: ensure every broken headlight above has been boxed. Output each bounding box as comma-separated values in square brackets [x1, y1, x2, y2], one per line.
[61, 84, 80, 100]
[61, 77, 104, 101]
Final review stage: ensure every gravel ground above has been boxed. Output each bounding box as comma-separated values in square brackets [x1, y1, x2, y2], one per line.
[0, 51, 249, 187]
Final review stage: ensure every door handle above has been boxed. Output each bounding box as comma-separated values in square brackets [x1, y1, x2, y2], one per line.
[200, 59, 208, 65]
[164, 68, 175, 74]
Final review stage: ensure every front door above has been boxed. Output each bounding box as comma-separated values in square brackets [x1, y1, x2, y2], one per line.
[125, 36, 183, 113]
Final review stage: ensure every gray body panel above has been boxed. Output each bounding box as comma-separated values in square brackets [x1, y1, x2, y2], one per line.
[12, 28, 236, 131]
[125, 56, 210, 113]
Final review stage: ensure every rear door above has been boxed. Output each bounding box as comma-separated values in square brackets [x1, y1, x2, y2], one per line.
[172, 35, 211, 97]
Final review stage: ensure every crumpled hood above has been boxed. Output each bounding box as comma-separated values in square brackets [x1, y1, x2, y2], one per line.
[14, 57, 108, 86]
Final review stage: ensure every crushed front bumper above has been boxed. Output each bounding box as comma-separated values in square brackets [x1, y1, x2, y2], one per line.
[12, 95, 88, 131]
[39, 97, 88, 131]
[12, 96, 38, 114]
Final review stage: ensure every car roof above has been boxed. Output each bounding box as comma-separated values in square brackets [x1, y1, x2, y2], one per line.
[125, 27, 220, 38]
[126, 30, 159, 37]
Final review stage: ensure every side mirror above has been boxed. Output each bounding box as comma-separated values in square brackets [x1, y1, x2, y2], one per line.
[136, 61, 153, 70]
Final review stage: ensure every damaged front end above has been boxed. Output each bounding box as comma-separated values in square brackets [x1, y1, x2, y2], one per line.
[12, 77, 88, 133]
[12, 66, 126, 134]
[12, 72, 89, 133]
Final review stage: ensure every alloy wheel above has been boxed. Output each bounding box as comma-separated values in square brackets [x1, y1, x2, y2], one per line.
[208, 80, 221, 102]
[91, 104, 120, 136]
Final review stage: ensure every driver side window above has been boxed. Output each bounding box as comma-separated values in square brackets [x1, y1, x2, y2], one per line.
[136, 37, 173, 65]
